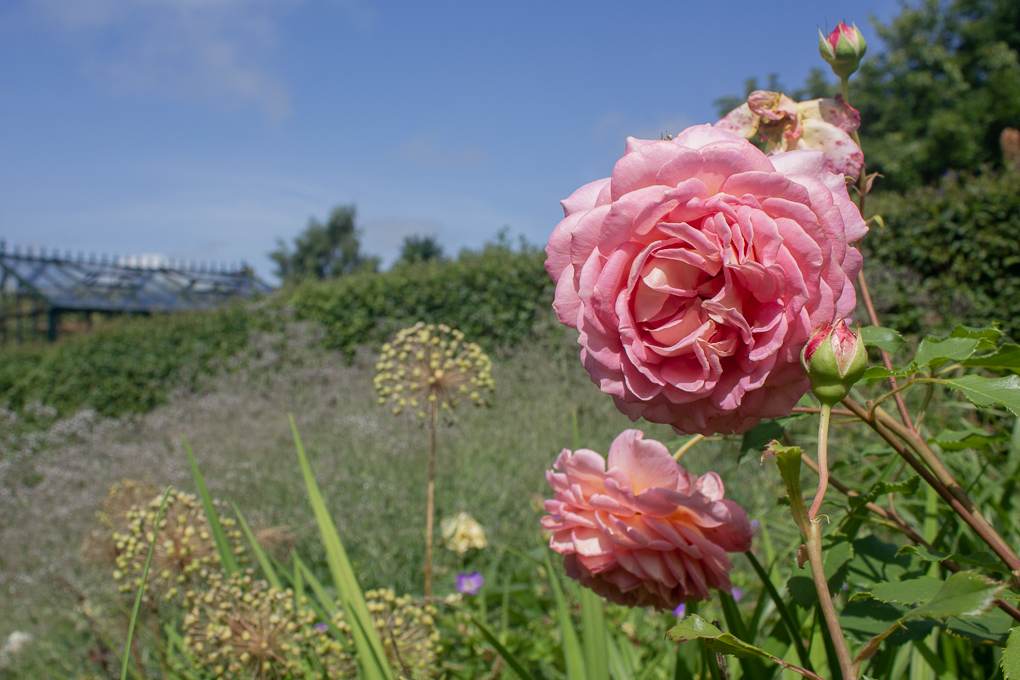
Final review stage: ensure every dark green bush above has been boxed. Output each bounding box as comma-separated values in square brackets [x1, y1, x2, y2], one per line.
[0, 304, 261, 417]
[861, 169, 1020, 338]
[287, 244, 555, 357]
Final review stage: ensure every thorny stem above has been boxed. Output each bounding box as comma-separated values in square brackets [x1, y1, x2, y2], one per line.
[801, 453, 1020, 623]
[842, 398, 1020, 580]
[841, 74, 922, 438]
[424, 404, 438, 598]
[805, 520, 855, 680]
[809, 404, 832, 520]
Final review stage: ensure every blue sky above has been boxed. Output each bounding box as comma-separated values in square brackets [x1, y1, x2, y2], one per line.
[0, 0, 901, 282]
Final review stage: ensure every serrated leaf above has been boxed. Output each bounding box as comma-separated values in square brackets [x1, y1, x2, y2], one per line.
[1000, 627, 1020, 678]
[898, 545, 1012, 575]
[666, 615, 822, 680]
[867, 576, 943, 605]
[930, 427, 1011, 451]
[864, 365, 914, 381]
[945, 609, 1014, 645]
[963, 344, 1020, 375]
[915, 336, 981, 369]
[861, 326, 906, 354]
[906, 571, 1005, 620]
[849, 476, 921, 511]
[740, 415, 806, 454]
[942, 374, 1020, 416]
[949, 324, 1003, 348]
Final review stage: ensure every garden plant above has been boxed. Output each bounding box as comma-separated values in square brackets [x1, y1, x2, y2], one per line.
[6, 12, 1020, 680]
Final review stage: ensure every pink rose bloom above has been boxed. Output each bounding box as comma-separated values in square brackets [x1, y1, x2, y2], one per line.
[541, 429, 752, 609]
[546, 125, 866, 435]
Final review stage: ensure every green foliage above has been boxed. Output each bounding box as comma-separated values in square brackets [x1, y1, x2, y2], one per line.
[288, 243, 554, 359]
[861, 169, 1020, 337]
[397, 233, 445, 265]
[852, 0, 1020, 190]
[0, 304, 262, 417]
[270, 204, 380, 283]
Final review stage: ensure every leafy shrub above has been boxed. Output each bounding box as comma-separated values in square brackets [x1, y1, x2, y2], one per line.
[287, 244, 555, 358]
[862, 169, 1020, 339]
[0, 304, 263, 417]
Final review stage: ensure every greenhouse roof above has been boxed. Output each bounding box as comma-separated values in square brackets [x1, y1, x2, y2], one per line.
[0, 244, 272, 313]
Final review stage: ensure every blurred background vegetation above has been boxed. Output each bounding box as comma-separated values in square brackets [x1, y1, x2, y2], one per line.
[1, 0, 1019, 677]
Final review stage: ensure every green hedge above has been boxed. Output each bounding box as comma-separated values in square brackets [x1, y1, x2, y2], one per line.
[861, 169, 1020, 339]
[286, 246, 555, 358]
[0, 304, 261, 417]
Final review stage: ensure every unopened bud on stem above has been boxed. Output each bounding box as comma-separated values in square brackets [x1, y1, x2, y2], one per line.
[801, 319, 867, 406]
[819, 23, 867, 80]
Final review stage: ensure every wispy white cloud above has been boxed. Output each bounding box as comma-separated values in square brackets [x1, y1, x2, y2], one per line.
[27, 0, 368, 120]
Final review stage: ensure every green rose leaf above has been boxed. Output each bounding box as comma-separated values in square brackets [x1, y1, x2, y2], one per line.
[906, 571, 1004, 620]
[941, 374, 1020, 416]
[667, 615, 823, 680]
[915, 336, 982, 370]
[929, 427, 1011, 451]
[963, 344, 1020, 374]
[1000, 627, 1020, 678]
[860, 326, 906, 354]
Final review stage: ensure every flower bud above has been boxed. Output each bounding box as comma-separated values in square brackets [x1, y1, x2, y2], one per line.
[819, 23, 867, 79]
[800, 319, 867, 406]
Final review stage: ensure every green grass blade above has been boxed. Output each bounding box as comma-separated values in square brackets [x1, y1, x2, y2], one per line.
[290, 416, 394, 680]
[448, 604, 540, 680]
[605, 632, 633, 680]
[230, 501, 281, 589]
[580, 588, 609, 680]
[120, 486, 171, 680]
[544, 551, 586, 680]
[182, 436, 239, 575]
[744, 550, 812, 671]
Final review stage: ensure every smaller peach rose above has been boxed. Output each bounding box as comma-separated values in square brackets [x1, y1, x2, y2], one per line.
[542, 430, 752, 610]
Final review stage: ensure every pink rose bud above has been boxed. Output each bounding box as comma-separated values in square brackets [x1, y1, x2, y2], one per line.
[819, 23, 867, 79]
[800, 319, 867, 406]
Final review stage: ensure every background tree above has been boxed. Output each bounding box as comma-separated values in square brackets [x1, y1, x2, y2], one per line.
[851, 0, 1020, 190]
[397, 234, 444, 265]
[270, 205, 379, 283]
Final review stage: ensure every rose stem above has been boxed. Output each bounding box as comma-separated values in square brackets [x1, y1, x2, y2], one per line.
[840, 73, 921, 435]
[805, 520, 855, 680]
[780, 434, 854, 680]
[424, 403, 438, 597]
[808, 404, 832, 520]
[842, 398, 1020, 578]
[801, 452, 1020, 623]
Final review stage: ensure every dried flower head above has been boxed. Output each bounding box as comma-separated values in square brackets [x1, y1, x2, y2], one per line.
[182, 570, 348, 680]
[82, 478, 161, 565]
[440, 512, 487, 555]
[110, 487, 244, 604]
[334, 589, 440, 677]
[374, 322, 494, 420]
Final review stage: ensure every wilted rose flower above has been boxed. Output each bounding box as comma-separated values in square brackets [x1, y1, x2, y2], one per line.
[715, 91, 864, 179]
[546, 125, 866, 435]
[542, 430, 753, 610]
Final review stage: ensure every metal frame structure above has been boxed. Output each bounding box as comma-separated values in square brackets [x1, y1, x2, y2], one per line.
[0, 242, 272, 343]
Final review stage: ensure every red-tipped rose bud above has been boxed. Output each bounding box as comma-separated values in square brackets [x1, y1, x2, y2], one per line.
[801, 319, 867, 406]
[819, 23, 867, 80]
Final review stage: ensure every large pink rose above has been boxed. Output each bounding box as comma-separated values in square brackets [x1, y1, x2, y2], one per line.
[541, 429, 752, 609]
[546, 125, 866, 435]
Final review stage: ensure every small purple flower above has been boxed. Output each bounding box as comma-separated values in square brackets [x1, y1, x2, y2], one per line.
[672, 603, 686, 618]
[750, 520, 761, 530]
[314, 622, 330, 632]
[456, 571, 484, 595]
[731, 587, 743, 602]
